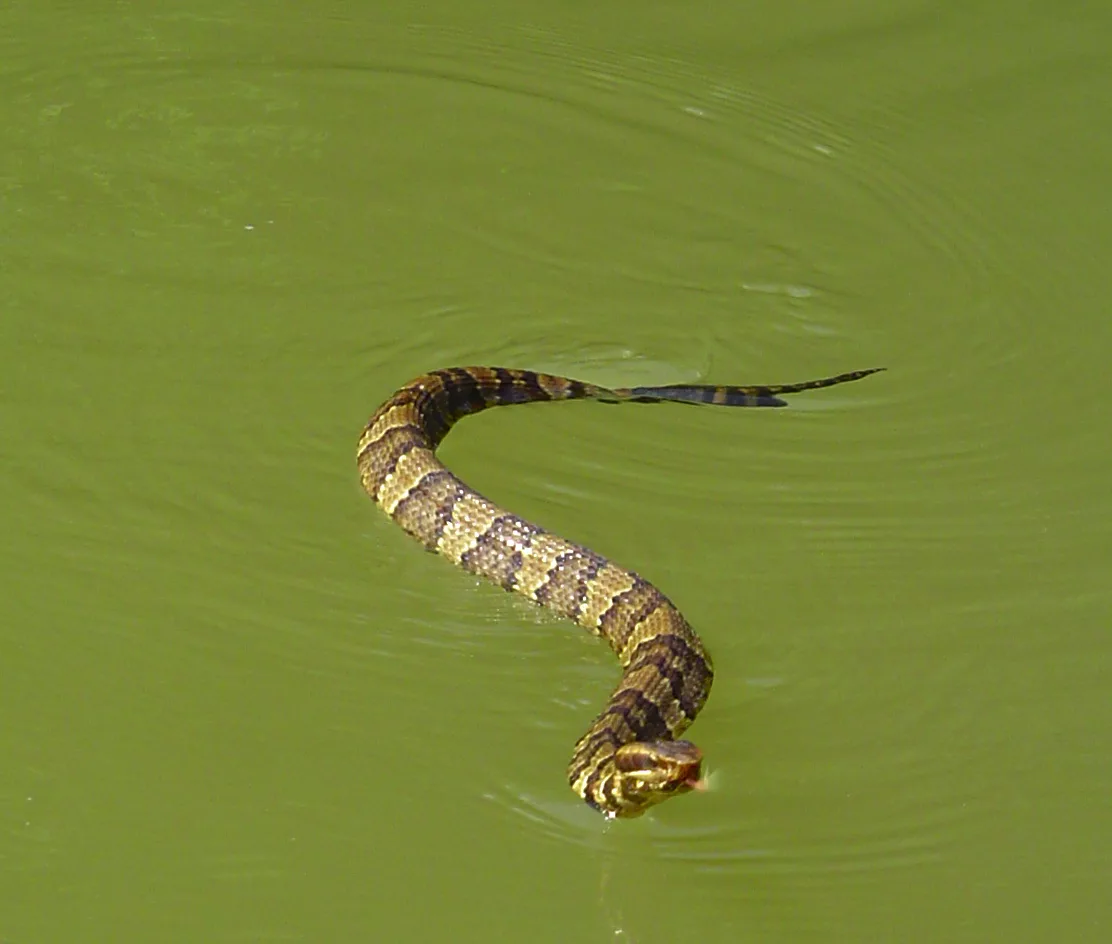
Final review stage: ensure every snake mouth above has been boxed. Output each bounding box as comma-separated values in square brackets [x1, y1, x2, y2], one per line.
[680, 761, 707, 792]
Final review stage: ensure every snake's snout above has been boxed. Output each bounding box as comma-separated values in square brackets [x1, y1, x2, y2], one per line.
[611, 739, 705, 813]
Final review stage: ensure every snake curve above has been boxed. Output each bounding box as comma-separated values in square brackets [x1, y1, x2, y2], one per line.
[357, 365, 882, 818]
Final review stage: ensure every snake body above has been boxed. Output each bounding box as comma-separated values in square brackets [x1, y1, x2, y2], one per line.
[357, 365, 881, 817]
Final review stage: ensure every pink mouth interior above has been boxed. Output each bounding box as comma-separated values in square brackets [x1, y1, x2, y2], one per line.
[683, 767, 707, 791]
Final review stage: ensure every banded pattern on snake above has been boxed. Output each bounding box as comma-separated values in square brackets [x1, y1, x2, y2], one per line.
[357, 365, 882, 818]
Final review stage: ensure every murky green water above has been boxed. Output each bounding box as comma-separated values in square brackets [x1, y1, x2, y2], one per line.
[3, 2, 1110, 941]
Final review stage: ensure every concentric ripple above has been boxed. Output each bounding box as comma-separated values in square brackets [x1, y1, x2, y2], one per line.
[6, 14, 1103, 909]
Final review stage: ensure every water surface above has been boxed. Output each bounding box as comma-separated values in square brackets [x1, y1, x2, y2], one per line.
[3, 2, 1110, 941]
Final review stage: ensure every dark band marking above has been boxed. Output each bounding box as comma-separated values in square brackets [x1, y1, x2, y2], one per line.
[459, 514, 541, 590]
[384, 386, 422, 409]
[391, 469, 467, 549]
[531, 546, 606, 621]
[582, 763, 607, 811]
[444, 368, 490, 417]
[534, 374, 569, 400]
[599, 578, 668, 655]
[582, 790, 603, 812]
[490, 367, 542, 405]
[599, 773, 618, 809]
[414, 390, 453, 448]
[602, 686, 671, 743]
[426, 371, 462, 422]
[627, 633, 712, 720]
[566, 379, 590, 399]
[719, 386, 782, 407]
[567, 726, 622, 780]
[357, 423, 423, 497]
[492, 367, 530, 405]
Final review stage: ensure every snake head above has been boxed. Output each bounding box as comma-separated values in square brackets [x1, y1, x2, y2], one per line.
[611, 739, 705, 817]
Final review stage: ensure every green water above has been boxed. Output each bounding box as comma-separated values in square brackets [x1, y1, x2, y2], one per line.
[3, 2, 1110, 941]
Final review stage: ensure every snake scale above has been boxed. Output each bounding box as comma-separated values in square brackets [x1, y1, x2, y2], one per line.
[357, 365, 882, 818]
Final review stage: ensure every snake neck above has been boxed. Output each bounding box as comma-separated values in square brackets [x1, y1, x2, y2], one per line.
[567, 618, 713, 817]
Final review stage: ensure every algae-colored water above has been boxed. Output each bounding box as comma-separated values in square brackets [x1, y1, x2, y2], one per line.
[3, 3, 1110, 941]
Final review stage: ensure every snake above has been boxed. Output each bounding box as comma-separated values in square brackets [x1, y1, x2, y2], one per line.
[357, 365, 882, 818]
